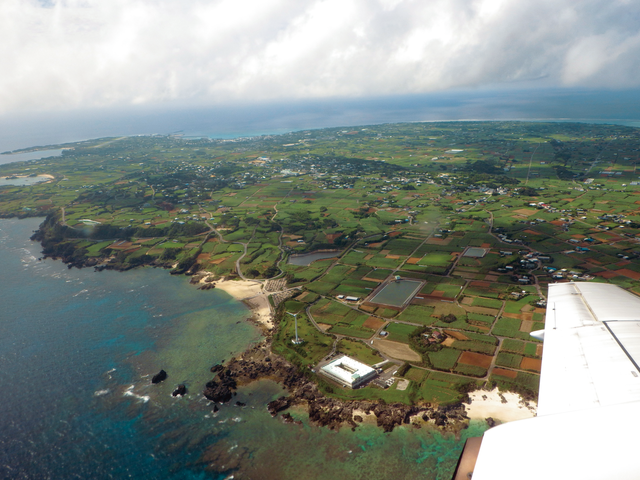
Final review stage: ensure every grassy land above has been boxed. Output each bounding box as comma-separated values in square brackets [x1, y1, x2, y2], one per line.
[384, 322, 420, 343]
[336, 338, 382, 365]
[428, 348, 460, 370]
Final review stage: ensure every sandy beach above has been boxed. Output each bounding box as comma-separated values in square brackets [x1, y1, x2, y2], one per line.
[213, 279, 274, 329]
[465, 388, 536, 422]
[1, 173, 54, 181]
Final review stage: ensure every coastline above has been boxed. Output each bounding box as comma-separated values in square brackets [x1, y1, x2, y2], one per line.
[465, 387, 536, 423]
[0, 173, 54, 182]
[204, 340, 472, 434]
[26, 218, 535, 433]
[206, 278, 274, 330]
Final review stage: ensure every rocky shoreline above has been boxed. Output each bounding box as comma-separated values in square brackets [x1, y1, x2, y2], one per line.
[29, 217, 473, 433]
[203, 340, 471, 434]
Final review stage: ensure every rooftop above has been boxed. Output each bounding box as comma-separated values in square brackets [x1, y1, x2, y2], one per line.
[320, 356, 376, 387]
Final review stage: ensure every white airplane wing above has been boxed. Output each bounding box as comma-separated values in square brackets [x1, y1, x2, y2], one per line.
[536, 282, 640, 416]
[454, 282, 640, 480]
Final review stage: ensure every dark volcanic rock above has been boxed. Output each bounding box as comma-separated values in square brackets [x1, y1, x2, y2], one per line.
[235, 401, 246, 407]
[373, 404, 420, 432]
[172, 384, 187, 396]
[210, 364, 224, 373]
[151, 370, 167, 384]
[267, 396, 292, 416]
[203, 369, 237, 403]
[203, 380, 234, 403]
[281, 412, 294, 423]
[201, 340, 471, 433]
[281, 412, 302, 425]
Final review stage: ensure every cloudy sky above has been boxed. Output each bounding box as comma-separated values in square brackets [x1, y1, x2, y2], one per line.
[1, 0, 640, 117]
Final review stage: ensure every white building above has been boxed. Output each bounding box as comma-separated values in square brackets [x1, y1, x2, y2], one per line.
[320, 356, 376, 388]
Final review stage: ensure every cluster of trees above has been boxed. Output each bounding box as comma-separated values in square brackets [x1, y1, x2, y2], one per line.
[408, 327, 442, 369]
[464, 160, 504, 175]
[553, 165, 578, 180]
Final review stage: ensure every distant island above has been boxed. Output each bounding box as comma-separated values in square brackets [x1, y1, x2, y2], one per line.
[2, 121, 639, 430]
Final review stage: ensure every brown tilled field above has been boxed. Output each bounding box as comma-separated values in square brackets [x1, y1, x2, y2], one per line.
[617, 269, 640, 280]
[371, 339, 421, 362]
[513, 208, 537, 216]
[520, 320, 533, 333]
[520, 357, 542, 372]
[445, 330, 469, 341]
[210, 256, 231, 265]
[363, 316, 385, 330]
[458, 351, 493, 369]
[502, 312, 534, 321]
[493, 368, 517, 378]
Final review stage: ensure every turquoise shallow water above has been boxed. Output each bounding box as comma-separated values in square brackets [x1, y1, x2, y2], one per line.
[0, 218, 487, 479]
[0, 149, 63, 165]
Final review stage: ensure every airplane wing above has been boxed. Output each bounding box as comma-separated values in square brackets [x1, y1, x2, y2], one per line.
[535, 282, 640, 416]
[454, 282, 640, 480]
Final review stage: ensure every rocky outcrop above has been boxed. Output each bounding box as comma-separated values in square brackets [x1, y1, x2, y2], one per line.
[203, 369, 237, 403]
[172, 384, 187, 396]
[210, 363, 224, 373]
[202, 341, 470, 433]
[281, 412, 302, 425]
[151, 369, 167, 384]
[267, 396, 292, 416]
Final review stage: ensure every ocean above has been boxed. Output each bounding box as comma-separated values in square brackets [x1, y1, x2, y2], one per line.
[0, 218, 485, 480]
[2, 89, 640, 153]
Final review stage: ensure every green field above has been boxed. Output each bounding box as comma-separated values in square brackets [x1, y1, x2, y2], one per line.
[5, 120, 640, 405]
[384, 322, 420, 343]
[336, 339, 382, 365]
[428, 348, 460, 370]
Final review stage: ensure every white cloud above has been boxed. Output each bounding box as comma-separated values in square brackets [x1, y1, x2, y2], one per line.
[1, 0, 639, 114]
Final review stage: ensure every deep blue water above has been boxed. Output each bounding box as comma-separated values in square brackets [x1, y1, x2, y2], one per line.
[1, 89, 640, 153]
[0, 218, 261, 479]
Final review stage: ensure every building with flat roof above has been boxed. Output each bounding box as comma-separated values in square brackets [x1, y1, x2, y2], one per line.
[320, 355, 376, 388]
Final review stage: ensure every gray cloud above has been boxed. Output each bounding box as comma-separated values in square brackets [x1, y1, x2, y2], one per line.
[1, 0, 639, 114]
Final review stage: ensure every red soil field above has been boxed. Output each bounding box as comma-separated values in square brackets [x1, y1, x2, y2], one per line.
[617, 268, 640, 280]
[520, 357, 542, 372]
[459, 351, 493, 369]
[493, 368, 517, 379]
[363, 316, 385, 330]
